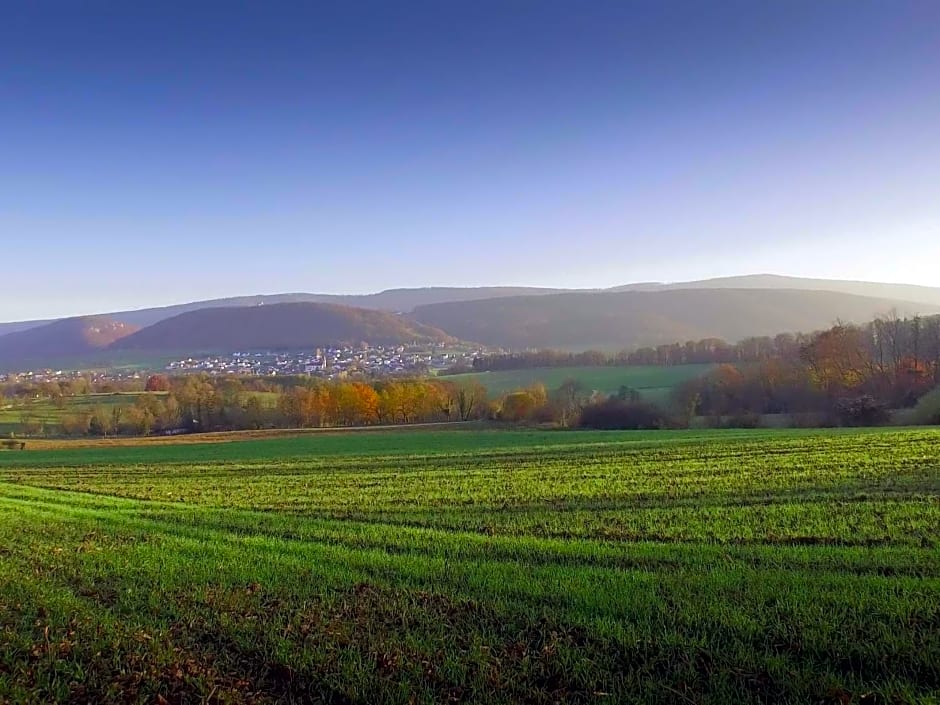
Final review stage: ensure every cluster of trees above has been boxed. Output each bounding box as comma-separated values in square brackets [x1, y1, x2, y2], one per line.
[578, 398, 668, 430]
[490, 379, 625, 427]
[0, 372, 291, 405]
[458, 337, 815, 371]
[479, 315, 940, 431]
[626, 335, 808, 366]
[51, 375, 491, 437]
[276, 378, 488, 428]
[1, 376, 97, 405]
[47, 374, 598, 437]
[481, 380, 673, 430]
[6, 314, 939, 437]
[461, 314, 940, 371]
[60, 395, 183, 437]
[674, 316, 940, 425]
[463, 350, 614, 372]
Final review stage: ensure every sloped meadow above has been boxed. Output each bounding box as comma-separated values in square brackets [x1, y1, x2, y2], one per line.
[1, 428, 938, 703]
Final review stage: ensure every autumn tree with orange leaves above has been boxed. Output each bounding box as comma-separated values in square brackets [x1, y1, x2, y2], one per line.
[799, 325, 870, 397]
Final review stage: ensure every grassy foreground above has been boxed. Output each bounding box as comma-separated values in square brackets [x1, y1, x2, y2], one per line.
[0, 428, 938, 704]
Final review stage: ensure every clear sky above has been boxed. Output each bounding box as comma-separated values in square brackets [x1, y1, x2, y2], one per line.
[2, 1, 939, 321]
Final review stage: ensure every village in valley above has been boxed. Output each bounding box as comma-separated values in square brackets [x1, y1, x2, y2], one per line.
[0, 343, 488, 385]
[164, 343, 485, 378]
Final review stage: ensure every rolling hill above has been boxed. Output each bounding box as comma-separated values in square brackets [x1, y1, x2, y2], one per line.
[5, 277, 940, 367]
[0, 287, 566, 337]
[4, 276, 940, 339]
[99, 287, 566, 328]
[0, 319, 54, 337]
[411, 288, 940, 350]
[109, 302, 454, 353]
[0, 316, 139, 365]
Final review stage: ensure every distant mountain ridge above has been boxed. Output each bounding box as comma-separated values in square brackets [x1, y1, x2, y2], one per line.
[4, 275, 940, 369]
[411, 288, 940, 350]
[608, 274, 940, 305]
[0, 287, 567, 337]
[3, 275, 939, 339]
[110, 302, 453, 353]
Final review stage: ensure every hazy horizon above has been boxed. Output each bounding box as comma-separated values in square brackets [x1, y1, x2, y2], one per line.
[4, 271, 940, 324]
[3, 1, 939, 320]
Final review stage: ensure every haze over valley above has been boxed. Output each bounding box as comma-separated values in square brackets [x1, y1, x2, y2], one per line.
[2, 274, 939, 371]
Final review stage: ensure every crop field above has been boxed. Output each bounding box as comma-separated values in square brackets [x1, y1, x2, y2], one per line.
[0, 427, 938, 704]
[442, 364, 712, 401]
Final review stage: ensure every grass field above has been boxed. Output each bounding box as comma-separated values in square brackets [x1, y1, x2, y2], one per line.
[442, 364, 712, 401]
[1, 427, 938, 703]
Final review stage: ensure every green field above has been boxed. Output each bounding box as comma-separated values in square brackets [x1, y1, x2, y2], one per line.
[1, 427, 938, 703]
[443, 364, 712, 401]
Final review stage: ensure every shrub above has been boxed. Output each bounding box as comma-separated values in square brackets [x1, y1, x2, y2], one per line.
[835, 395, 890, 427]
[499, 391, 538, 422]
[529, 401, 561, 425]
[725, 412, 762, 429]
[579, 399, 667, 430]
[61, 412, 91, 436]
[788, 411, 836, 429]
[912, 387, 940, 425]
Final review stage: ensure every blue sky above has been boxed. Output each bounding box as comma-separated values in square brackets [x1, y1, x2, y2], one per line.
[2, 1, 939, 320]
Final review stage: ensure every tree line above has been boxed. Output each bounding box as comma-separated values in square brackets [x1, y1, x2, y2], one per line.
[462, 313, 940, 370]
[672, 315, 940, 426]
[462, 314, 940, 430]
[4, 313, 939, 437]
[1, 372, 299, 403]
[44, 376, 491, 437]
